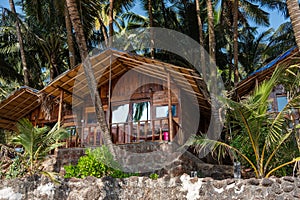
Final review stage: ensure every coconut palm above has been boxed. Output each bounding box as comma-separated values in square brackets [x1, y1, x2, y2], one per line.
[66, 0, 116, 158]
[190, 66, 300, 178]
[286, 0, 300, 50]
[264, 22, 296, 59]
[9, 0, 29, 86]
[11, 118, 67, 174]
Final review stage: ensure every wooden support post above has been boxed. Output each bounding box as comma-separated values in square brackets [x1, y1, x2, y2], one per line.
[150, 89, 155, 141]
[144, 121, 148, 141]
[58, 90, 64, 128]
[167, 73, 173, 142]
[137, 122, 140, 142]
[94, 127, 97, 146]
[129, 103, 133, 143]
[57, 90, 64, 149]
[123, 123, 126, 143]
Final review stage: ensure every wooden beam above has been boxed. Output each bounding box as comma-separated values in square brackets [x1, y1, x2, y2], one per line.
[168, 73, 174, 142]
[57, 86, 84, 101]
[57, 90, 64, 129]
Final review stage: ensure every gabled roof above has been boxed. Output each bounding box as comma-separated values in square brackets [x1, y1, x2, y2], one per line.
[236, 46, 300, 97]
[0, 49, 210, 130]
[40, 48, 210, 112]
[0, 86, 40, 130]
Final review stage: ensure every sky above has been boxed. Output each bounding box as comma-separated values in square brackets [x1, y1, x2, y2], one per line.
[0, 1, 288, 36]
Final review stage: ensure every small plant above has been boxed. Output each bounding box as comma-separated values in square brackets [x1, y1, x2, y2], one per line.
[5, 156, 25, 179]
[10, 118, 67, 175]
[149, 173, 159, 180]
[64, 146, 138, 179]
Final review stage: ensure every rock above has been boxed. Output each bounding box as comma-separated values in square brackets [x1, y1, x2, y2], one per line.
[282, 182, 295, 193]
[261, 178, 274, 187]
[2, 175, 300, 199]
[248, 178, 260, 186]
[283, 176, 295, 183]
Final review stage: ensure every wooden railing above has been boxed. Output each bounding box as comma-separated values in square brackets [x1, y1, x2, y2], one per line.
[81, 117, 180, 146]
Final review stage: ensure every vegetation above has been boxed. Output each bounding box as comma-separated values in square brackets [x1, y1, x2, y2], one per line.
[149, 173, 159, 180]
[64, 146, 138, 179]
[0, 0, 297, 93]
[10, 118, 67, 175]
[1, 0, 300, 181]
[190, 66, 300, 178]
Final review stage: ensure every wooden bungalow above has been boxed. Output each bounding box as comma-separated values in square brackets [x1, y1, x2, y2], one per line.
[0, 49, 211, 147]
[235, 46, 299, 98]
[235, 46, 300, 112]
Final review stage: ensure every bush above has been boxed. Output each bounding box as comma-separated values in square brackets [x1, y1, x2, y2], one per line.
[64, 146, 138, 179]
[5, 156, 25, 179]
[149, 173, 159, 180]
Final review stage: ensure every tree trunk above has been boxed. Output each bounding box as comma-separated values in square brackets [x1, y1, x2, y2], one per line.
[99, 16, 109, 47]
[64, 1, 76, 68]
[287, 0, 300, 50]
[9, 0, 29, 86]
[161, 0, 167, 28]
[66, 0, 115, 157]
[195, 0, 206, 81]
[233, 0, 239, 85]
[109, 0, 114, 47]
[148, 0, 154, 59]
[206, 0, 216, 63]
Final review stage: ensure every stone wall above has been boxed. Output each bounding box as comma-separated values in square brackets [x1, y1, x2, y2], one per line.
[51, 143, 233, 179]
[54, 148, 85, 172]
[1, 175, 300, 199]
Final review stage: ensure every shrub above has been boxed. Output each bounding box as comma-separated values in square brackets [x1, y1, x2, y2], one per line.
[5, 156, 25, 179]
[149, 173, 159, 180]
[64, 146, 138, 179]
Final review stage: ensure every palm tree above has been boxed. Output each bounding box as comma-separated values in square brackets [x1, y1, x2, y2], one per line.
[11, 119, 67, 174]
[286, 0, 300, 50]
[207, 0, 216, 63]
[65, 0, 116, 157]
[109, 0, 114, 47]
[195, 0, 206, 80]
[190, 66, 300, 178]
[233, 0, 239, 85]
[9, 0, 29, 86]
[148, 0, 154, 58]
[64, 1, 76, 68]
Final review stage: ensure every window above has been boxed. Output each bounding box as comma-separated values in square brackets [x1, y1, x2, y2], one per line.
[112, 104, 129, 123]
[155, 105, 176, 118]
[277, 96, 288, 112]
[133, 102, 150, 122]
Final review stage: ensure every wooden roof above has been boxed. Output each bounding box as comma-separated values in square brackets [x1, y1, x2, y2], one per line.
[0, 87, 40, 130]
[235, 47, 300, 97]
[41, 48, 210, 113]
[0, 49, 210, 130]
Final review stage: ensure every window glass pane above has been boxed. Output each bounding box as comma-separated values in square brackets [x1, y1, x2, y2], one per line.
[277, 96, 288, 111]
[156, 105, 176, 118]
[156, 106, 168, 118]
[133, 102, 150, 122]
[112, 104, 129, 123]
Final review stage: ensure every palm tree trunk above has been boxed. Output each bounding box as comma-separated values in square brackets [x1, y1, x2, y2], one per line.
[233, 0, 239, 85]
[148, 0, 154, 59]
[9, 0, 29, 86]
[195, 0, 206, 81]
[287, 0, 300, 50]
[161, 0, 167, 28]
[99, 16, 109, 47]
[66, 0, 115, 157]
[64, 1, 76, 68]
[206, 0, 216, 63]
[109, 0, 114, 47]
